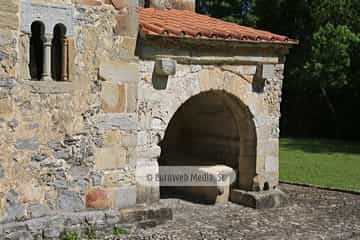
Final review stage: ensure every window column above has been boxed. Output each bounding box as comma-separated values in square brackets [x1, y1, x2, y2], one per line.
[41, 34, 53, 81]
[62, 38, 69, 81]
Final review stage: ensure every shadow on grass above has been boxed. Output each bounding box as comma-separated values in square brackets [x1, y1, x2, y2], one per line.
[281, 138, 360, 154]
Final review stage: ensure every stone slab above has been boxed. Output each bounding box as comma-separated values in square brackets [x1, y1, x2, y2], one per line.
[95, 113, 138, 130]
[101, 82, 126, 113]
[262, 64, 275, 80]
[230, 189, 287, 209]
[99, 60, 139, 84]
[94, 146, 127, 170]
[112, 186, 137, 209]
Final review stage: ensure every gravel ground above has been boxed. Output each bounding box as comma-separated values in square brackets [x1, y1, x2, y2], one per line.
[115, 184, 360, 240]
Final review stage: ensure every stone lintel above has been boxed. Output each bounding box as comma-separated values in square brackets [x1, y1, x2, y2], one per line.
[152, 55, 280, 65]
[139, 34, 292, 56]
[230, 189, 287, 209]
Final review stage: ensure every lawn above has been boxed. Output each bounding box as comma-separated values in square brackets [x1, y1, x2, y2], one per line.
[280, 138, 360, 192]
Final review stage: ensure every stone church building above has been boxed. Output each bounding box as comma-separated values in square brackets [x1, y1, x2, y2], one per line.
[0, 0, 297, 237]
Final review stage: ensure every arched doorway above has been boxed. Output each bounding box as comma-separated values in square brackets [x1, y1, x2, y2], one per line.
[159, 90, 257, 203]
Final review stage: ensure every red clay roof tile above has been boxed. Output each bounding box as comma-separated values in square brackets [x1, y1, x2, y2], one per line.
[139, 8, 298, 44]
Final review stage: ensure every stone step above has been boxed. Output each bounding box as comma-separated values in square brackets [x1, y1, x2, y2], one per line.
[230, 189, 288, 209]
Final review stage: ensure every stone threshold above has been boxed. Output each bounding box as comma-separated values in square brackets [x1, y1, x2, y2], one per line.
[0, 204, 172, 239]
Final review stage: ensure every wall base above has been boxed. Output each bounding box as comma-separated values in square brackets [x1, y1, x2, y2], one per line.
[0, 204, 172, 239]
[230, 189, 288, 209]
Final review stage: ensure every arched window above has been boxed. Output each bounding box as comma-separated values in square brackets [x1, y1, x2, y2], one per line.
[51, 24, 67, 81]
[29, 21, 45, 80]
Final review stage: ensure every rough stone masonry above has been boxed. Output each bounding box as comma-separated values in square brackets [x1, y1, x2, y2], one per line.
[0, 0, 296, 238]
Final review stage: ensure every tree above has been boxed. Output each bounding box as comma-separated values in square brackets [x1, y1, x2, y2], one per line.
[197, 0, 258, 26]
[305, 23, 360, 136]
[198, 0, 360, 139]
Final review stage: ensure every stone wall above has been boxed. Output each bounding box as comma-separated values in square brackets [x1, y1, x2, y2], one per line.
[0, 0, 290, 234]
[0, 0, 146, 227]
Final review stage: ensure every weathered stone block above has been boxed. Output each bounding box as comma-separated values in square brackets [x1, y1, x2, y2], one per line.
[2, 231, 33, 240]
[0, 98, 13, 114]
[0, 9, 18, 30]
[56, 191, 85, 212]
[53, 149, 72, 161]
[126, 82, 137, 112]
[43, 227, 61, 239]
[95, 113, 138, 130]
[0, 78, 16, 89]
[154, 58, 176, 76]
[28, 204, 52, 218]
[136, 160, 160, 203]
[101, 82, 126, 113]
[136, 145, 161, 159]
[262, 64, 275, 80]
[121, 132, 138, 147]
[95, 146, 127, 170]
[2, 190, 26, 222]
[99, 60, 139, 84]
[113, 0, 139, 37]
[86, 188, 112, 209]
[80, 0, 103, 6]
[91, 172, 103, 186]
[15, 138, 39, 151]
[111, 186, 137, 209]
[103, 129, 122, 146]
[0, 163, 4, 179]
[69, 166, 90, 179]
[230, 189, 287, 209]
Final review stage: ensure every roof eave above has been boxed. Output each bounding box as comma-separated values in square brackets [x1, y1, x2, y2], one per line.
[139, 31, 299, 49]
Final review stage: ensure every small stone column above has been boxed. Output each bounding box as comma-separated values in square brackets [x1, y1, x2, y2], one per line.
[41, 35, 53, 81]
[62, 38, 69, 81]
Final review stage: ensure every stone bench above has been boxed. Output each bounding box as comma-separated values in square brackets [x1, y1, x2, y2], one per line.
[162, 165, 235, 204]
[197, 165, 235, 203]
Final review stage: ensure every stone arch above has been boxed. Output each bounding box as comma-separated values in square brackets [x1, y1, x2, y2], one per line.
[29, 21, 45, 80]
[159, 89, 257, 192]
[51, 23, 67, 81]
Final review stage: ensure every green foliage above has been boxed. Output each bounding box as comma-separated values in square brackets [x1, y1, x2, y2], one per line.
[199, 0, 360, 138]
[305, 24, 360, 89]
[197, 0, 258, 26]
[61, 232, 79, 240]
[113, 226, 129, 236]
[85, 225, 97, 240]
[310, 0, 359, 31]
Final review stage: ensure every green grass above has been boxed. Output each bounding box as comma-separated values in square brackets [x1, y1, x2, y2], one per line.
[280, 138, 360, 192]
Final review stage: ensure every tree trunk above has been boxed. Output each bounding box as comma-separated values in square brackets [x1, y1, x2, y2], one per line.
[320, 87, 340, 138]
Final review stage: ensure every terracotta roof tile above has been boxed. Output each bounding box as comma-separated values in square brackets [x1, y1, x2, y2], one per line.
[139, 8, 298, 44]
